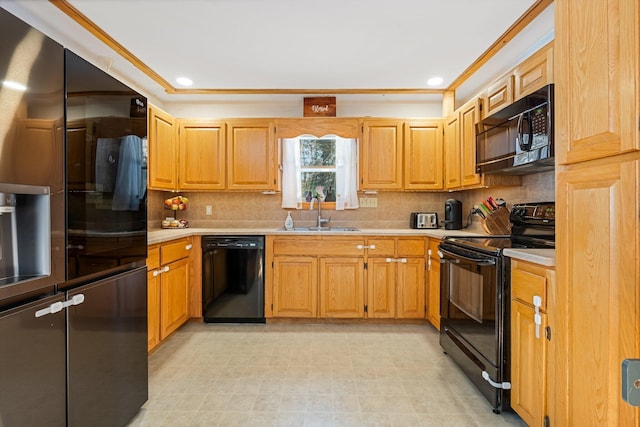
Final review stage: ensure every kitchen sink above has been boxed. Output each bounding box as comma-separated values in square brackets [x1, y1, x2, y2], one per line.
[280, 227, 360, 232]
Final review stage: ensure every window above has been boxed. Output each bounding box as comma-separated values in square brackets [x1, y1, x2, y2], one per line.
[281, 135, 359, 210]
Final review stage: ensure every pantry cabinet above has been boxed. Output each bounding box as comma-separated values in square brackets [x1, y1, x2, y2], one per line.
[148, 105, 177, 190]
[147, 237, 193, 352]
[226, 119, 277, 190]
[426, 239, 441, 330]
[177, 119, 226, 190]
[403, 120, 443, 190]
[554, 0, 640, 425]
[360, 119, 403, 190]
[510, 259, 553, 427]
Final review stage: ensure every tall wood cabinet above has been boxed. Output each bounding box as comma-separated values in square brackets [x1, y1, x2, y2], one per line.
[360, 119, 403, 190]
[177, 120, 226, 190]
[443, 112, 460, 189]
[554, 0, 639, 425]
[226, 119, 277, 190]
[403, 120, 443, 190]
[148, 105, 177, 190]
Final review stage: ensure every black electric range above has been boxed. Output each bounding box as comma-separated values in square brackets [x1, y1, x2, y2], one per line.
[441, 201, 556, 255]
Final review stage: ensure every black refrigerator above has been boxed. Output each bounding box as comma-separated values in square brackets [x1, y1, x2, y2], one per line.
[0, 8, 148, 426]
[62, 49, 149, 427]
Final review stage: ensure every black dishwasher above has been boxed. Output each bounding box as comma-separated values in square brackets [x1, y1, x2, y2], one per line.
[202, 236, 265, 323]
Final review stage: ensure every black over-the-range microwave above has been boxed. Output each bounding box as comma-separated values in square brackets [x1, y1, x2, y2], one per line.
[476, 84, 554, 175]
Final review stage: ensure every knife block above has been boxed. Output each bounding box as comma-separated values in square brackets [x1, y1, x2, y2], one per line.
[481, 206, 511, 235]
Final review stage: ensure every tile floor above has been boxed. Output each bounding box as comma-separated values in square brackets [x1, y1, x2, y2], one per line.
[128, 323, 526, 427]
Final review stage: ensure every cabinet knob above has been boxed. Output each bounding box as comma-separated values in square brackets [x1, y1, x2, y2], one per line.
[185, 244, 193, 250]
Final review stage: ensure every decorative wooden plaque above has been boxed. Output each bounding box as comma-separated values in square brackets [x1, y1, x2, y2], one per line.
[303, 97, 336, 117]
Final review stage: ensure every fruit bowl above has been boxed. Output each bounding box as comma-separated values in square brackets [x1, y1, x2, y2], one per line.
[164, 195, 188, 211]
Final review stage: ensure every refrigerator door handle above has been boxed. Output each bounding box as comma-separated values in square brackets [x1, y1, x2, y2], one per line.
[35, 294, 85, 318]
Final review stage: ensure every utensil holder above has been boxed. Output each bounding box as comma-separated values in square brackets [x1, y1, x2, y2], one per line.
[481, 206, 511, 235]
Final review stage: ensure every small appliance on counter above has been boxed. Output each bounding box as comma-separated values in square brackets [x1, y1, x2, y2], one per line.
[444, 199, 463, 230]
[410, 212, 438, 229]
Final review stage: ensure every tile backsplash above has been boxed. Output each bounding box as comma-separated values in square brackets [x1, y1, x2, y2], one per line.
[148, 171, 555, 230]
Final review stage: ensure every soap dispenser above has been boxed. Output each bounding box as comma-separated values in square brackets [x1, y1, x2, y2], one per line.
[284, 212, 294, 230]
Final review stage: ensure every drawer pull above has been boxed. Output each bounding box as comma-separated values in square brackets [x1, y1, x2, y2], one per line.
[356, 244, 376, 250]
[385, 258, 408, 263]
[185, 244, 193, 250]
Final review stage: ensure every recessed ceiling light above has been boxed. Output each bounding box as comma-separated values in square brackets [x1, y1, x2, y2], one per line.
[2, 80, 27, 91]
[175, 77, 193, 87]
[427, 76, 444, 87]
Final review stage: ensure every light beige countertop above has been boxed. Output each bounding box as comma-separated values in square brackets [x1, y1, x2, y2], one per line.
[503, 248, 556, 267]
[147, 227, 485, 245]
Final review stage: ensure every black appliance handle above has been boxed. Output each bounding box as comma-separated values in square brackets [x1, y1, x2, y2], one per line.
[517, 111, 533, 151]
[438, 246, 496, 266]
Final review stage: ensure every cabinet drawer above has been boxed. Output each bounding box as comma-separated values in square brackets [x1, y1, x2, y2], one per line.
[160, 237, 193, 265]
[147, 245, 160, 270]
[511, 260, 551, 310]
[397, 238, 426, 257]
[273, 238, 366, 256]
[366, 238, 395, 257]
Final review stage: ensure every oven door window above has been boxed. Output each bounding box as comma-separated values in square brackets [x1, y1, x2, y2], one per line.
[442, 256, 498, 363]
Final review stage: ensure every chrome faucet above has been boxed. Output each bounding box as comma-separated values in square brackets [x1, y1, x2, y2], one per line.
[316, 196, 331, 228]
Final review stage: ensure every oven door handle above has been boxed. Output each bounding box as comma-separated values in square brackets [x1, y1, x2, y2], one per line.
[439, 247, 496, 266]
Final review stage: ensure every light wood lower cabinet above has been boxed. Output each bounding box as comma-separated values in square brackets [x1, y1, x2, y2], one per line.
[510, 259, 554, 427]
[272, 256, 318, 317]
[268, 236, 426, 320]
[320, 257, 365, 318]
[426, 239, 441, 330]
[147, 237, 193, 352]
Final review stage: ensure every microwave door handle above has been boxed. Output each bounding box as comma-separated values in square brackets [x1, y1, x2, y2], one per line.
[517, 112, 533, 151]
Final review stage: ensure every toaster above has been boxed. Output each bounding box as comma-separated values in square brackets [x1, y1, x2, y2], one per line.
[410, 212, 438, 229]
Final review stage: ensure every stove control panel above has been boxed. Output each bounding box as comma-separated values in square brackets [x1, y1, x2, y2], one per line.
[510, 202, 555, 224]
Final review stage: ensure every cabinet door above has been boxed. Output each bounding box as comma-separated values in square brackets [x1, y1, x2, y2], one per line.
[319, 257, 365, 318]
[147, 269, 161, 352]
[148, 105, 177, 190]
[160, 257, 190, 339]
[178, 120, 226, 190]
[444, 112, 461, 190]
[404, 120, 443, 190]
[556, 0, 639, 164]
[513, 42, 553, 100]
[226, 119, 276, 190]
[554, 159, 639, 426]
[273, 256, 318, 318]
[367, 258, 396, 318]
[483, 74, 513, 117]
[360, 119, 403, 190]
[460, 99, 481, 187]
[427, 241, 441, 330]
[397, 258, 426, 319]
[511, 299, 547, 427]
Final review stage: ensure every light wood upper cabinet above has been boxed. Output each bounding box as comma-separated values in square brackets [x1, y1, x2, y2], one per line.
[360, 119, 403, 190]
[483, 74, 514, 118]
[404, 120, 443, 190]
[177, 120, 226, 190]
[226, 119, 276, 190]
[555, 0, 639, 164]
[444, 112, 461, 190]
[148, 105, 177, 190]
[459, 99, 481, 187]
[514, 42, 553, 100]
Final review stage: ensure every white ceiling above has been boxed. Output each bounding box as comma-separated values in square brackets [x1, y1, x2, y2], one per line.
[1, 0, 554, 110]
